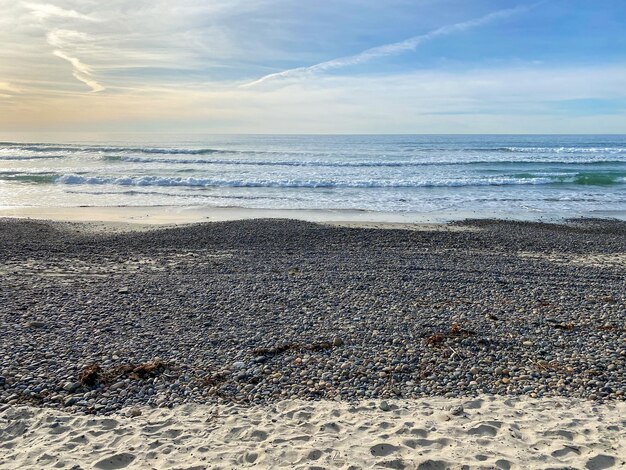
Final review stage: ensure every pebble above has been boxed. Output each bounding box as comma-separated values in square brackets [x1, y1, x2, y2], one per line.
[450, 405, 464, 416]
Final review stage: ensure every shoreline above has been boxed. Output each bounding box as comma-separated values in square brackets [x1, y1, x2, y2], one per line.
[1, 205, 625, 229]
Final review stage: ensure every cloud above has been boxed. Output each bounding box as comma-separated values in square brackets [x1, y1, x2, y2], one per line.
[20, 2, 106, 93]
[52, 49, 104, 92]
[0, 82, 19, 92]
[3, 64, 625, 133]
[241, 4, 531, 87]
[0, 82, 20, 98]
[22, 2, 97, 21]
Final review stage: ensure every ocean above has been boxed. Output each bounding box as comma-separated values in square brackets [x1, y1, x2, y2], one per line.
[1, 134, 625, 220]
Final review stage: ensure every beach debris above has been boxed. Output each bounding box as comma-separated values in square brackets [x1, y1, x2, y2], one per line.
[425, 323, 475, 347]
[546, 319, 575, 330]
[79, 359, 170, 387]
[597, 324, 626, 333]
[252, 341, 335, 357]
[24, 320, 46, 329]
[425, 333, 446, 347]
[202, 372, 229, 387]
[79, 364, 102, 387]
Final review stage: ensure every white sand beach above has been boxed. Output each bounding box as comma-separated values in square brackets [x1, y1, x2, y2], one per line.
[1, 396, 624, 469]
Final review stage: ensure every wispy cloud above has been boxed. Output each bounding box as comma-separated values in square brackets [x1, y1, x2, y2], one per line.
[22, 2, 97, 22]
[52, 49, 104, 92]
[242, 4, 531, 87]
[21, 3, 105, 92]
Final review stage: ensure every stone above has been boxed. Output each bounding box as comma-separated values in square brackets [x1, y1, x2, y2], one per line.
[63, 382, 81, 392]
[64, 397, 78, 406]
[450, 405, 464, 416]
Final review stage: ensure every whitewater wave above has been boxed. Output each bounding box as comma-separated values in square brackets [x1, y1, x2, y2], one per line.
[3, 142, 626, 157]
[0, 144, 232, 155]
[0, 155, 66, 161]
[107, 155, 626, 168]
[42, 173, 626, 188]
[495, 146, 626, 154]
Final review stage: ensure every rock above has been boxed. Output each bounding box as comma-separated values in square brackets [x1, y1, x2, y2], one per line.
[232, 361, 246, 370]
[128, 408, 142, 417]
[450, 405, 464, 416]
[379, 400, 391, 411]
[64, 397, 78, 406]
[24, 321, 45, 328]
[63, 382, 81, 392]
[332, 336, 345, 347]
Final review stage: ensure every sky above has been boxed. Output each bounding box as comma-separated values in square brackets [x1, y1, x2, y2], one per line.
[0, 0, 625, 134]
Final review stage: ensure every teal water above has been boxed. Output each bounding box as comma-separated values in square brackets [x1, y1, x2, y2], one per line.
[0, 135, 625, 219]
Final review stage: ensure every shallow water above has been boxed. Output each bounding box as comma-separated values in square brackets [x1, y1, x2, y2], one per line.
[0, 134, 624, 219]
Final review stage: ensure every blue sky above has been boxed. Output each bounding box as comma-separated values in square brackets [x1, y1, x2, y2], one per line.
[0, 0, 625, 133]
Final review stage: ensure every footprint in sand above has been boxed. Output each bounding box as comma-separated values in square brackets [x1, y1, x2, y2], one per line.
[409, 428, 429, 438]
[245, 429, 268, 441]
[467, 424, 499, 437]
[379, 458, 406, 469]
[551, 446, 581, 458]
[319, 422, 341, 433]
[95, 419, 119, 430]
[416, 459, 448, 470]
[244, 451, 258, 463]
[93, 453, 136, 469]
[543, 429, 575, 441]
[464, 399, 484, 410]
[403, 438, 451, 449]
[495, 459, 512, 469]
[586, 454, 616, 470]
[370, 443, 399, 457]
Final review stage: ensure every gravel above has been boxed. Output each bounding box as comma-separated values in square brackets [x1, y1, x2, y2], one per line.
[0, 217, 624, 414]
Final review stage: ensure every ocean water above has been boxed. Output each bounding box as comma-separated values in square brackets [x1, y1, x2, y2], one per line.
[1, 134, 625, 220]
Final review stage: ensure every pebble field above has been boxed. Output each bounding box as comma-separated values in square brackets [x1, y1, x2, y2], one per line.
[0, 218, 624, 415]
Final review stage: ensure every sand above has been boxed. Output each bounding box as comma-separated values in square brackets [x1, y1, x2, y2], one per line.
[0, 205, 505, 228]
[1, 396, 624, 469]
